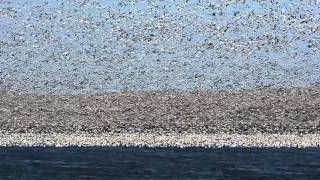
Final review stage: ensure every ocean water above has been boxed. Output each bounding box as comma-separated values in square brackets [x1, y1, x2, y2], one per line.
[0, 147, 320, 179]
[1, 0, 320, 94]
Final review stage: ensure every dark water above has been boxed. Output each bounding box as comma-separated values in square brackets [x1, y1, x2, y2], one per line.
[0, 147, 320, 179]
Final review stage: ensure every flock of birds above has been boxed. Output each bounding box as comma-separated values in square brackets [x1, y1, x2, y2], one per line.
[0, 0, 319, 94]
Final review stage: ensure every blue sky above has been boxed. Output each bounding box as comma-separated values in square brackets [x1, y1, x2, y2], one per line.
[1, 0, 319, 94]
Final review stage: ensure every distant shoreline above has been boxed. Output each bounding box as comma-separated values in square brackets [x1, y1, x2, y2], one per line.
[1, 133, 319, 148]
[1, 86, 320, 147]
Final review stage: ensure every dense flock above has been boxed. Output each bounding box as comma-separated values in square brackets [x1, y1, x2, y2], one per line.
[0, 0, 319, 94]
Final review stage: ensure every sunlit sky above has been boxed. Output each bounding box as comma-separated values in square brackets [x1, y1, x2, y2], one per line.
[1, 0, 319, 94]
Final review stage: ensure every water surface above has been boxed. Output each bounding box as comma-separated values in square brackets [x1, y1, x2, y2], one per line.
[1, 147, 320, 179]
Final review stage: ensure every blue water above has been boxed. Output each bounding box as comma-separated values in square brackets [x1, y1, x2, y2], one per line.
[1, 147, 320, 179]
